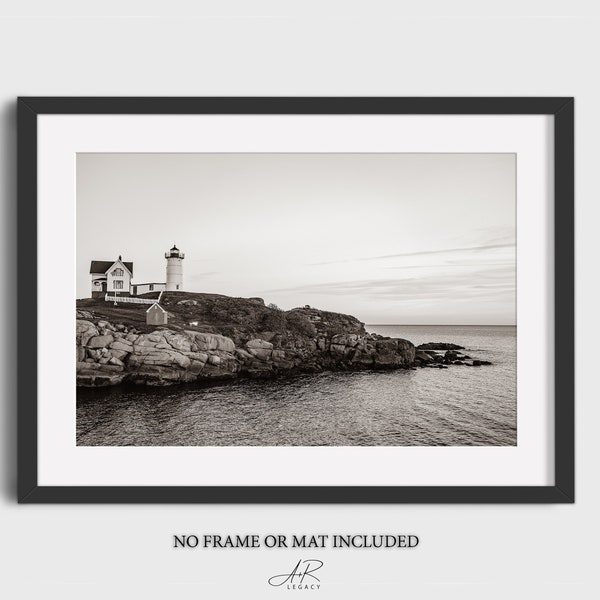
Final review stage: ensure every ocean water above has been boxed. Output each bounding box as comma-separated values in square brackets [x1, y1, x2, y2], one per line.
[76, 325, 516, 447]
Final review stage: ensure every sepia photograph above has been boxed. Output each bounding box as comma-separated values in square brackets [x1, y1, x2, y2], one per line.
[76, 152, 516, 447]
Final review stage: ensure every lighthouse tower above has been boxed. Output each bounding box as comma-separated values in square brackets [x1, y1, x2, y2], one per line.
[165, 244, 185, 291]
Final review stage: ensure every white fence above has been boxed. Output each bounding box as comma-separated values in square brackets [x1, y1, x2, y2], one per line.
[104, 294, 156, 305]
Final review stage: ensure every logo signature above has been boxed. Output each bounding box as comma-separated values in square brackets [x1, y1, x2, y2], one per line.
[268, 559, 323, 590]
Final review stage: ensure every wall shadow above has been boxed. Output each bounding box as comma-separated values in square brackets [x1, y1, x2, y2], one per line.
[1, 100, 18, 501]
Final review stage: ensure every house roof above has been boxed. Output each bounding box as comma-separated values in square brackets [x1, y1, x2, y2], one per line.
[146, 302, 167, 313]
[89, 260, 133, 275]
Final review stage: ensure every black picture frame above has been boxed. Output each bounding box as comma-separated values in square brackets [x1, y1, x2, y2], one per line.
[17, 97, 574, 504]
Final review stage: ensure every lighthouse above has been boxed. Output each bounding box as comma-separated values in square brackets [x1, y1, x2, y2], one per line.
[165, 244, 185, 291]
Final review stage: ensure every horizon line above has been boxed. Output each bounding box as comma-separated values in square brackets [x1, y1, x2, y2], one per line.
[365, 323, 516, 327]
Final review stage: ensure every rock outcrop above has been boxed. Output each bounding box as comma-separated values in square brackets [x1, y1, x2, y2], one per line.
[416, 342, 465, 351]
[413, 344, 491, 368]
[76, 301, 416, 387]
[76, 294, 492, 387]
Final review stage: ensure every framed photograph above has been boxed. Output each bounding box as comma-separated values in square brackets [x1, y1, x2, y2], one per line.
[17, 97, 574, 503]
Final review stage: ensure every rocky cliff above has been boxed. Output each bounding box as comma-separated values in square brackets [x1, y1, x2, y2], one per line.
[76, 293, 416, 387]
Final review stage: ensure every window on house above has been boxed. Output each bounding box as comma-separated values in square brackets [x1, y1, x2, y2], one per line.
[176, 284, 180, 290]
[112, 268, 124, 276]
[149, 284, 154, 291]
[114, 280, 123, 289]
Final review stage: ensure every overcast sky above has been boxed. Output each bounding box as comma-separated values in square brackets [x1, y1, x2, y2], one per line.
[77, 153, 515, 325]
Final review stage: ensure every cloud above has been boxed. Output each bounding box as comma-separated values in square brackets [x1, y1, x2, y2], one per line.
[265, 266, 515, 306]
[387, 261, 514, 270]
[308, 243, 515, 266]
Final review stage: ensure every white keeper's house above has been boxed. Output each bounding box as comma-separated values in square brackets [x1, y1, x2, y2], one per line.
[89, 245, 185, 299]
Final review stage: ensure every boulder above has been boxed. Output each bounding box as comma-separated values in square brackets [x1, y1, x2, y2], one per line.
[248, 347, 273, 361]
[77, 372, 125, 387]
[110, 340, 133, 353]
[147, 332, 165, 343]
[128, 365, 198, 386]
[234, 348, 254, 362]
[128, 349, 191, 369]
[200, 357, 239, 379]
[165, 332, 192, 352]
[331, 333, 359, 348]
[351, 352, 375, 366]
[188, 360, 206, 375]
[97, 320, 116, 332]
[108, 349, 128, 360]
[415, 351, 433, 363]
[272, 357, 295, 370]
[188, 332, 235, 353]
[185, 351, 208, 364]
[87, 334, 114, 348]
[373, 351, 402, 367]
[76, 320, 99, 346]
[246, 339, 274, 350]
[86, 348, 102, 360]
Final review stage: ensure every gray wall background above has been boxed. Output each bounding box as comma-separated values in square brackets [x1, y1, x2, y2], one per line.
[0, 2, 595, 598]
